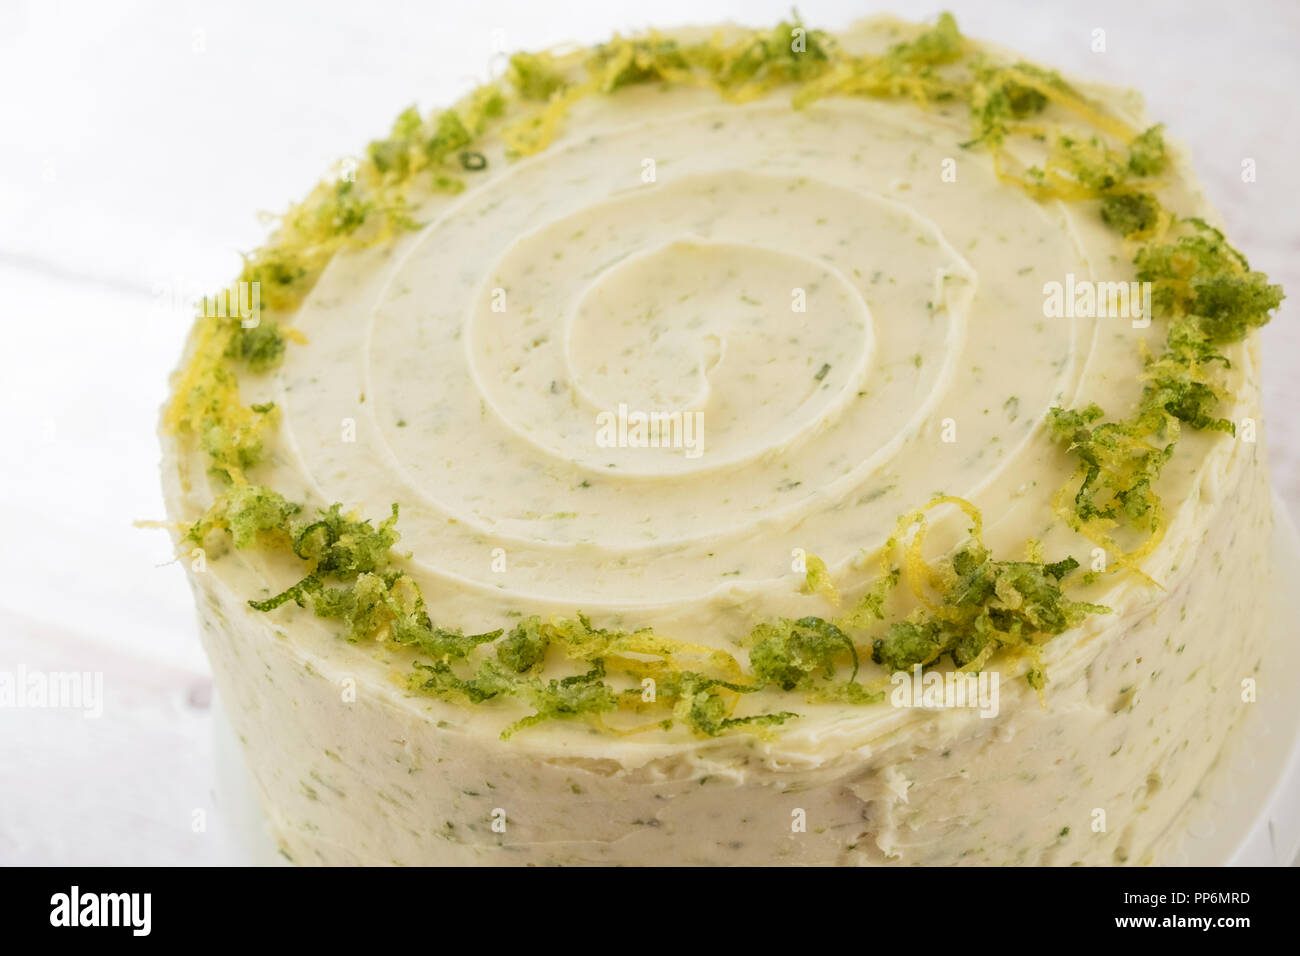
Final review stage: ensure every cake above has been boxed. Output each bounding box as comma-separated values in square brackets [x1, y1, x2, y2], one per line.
[160, 13, 1283, 865]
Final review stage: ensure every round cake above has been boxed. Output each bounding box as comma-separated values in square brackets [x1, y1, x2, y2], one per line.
[161, 14, 1283, 865]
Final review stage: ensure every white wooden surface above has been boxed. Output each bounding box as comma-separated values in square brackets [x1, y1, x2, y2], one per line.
[1, 0, 1297, 865]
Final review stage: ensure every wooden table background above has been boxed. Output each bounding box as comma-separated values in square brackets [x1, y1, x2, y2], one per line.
[2, 0, 1297, 865]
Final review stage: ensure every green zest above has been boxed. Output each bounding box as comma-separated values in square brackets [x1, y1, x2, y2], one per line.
[187, 487, 1103, 736]
[1047, 218, 1282, 565]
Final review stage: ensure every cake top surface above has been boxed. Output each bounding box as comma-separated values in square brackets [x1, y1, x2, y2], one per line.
[163, 13, 1282, 745]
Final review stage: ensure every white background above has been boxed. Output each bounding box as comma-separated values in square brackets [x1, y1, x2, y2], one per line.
[1, 0, 1297, 864]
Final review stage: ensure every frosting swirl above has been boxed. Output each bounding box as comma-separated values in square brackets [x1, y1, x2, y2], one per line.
[275, 97, 1105, 629]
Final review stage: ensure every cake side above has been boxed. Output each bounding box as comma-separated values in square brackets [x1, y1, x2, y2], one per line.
[171, 412, 1271, 866]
